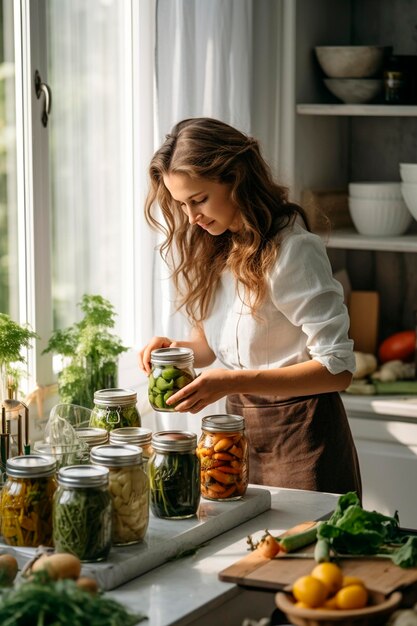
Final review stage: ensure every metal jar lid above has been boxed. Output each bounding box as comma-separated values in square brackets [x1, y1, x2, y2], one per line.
[90, 443, 143, 467]
[109, 427, 152, 446]
[57, 464, 109, 488]
[201, 414, 245, 432]
[151, 430, 197, 453]
[93, 388, 137, 408]
[75, 427, 108, 446]
[150, 347, 194, 365]
[6, 454, 57, 478]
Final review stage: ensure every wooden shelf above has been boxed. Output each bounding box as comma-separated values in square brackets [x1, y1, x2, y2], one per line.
[321, 229, 417, 252]
[297, 104, 417, 117]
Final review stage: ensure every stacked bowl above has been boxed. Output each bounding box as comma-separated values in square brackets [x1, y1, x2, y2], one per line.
[400, 163, 417, 220]
[315, 46, 391, 103]
[348, 182, 413, 236]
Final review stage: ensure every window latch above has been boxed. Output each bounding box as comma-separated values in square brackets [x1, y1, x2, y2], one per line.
[34, 70, 52, 128]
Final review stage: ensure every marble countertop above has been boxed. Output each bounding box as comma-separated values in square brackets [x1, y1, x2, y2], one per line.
[107, 486, 340, 626]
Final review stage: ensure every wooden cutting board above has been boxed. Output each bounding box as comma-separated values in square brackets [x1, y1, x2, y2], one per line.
[219, 522, 417, 595]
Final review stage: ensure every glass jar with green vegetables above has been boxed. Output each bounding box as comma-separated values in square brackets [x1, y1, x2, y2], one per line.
[89, 388, 141, 432]
[148, 431, 200, 519]
[53, 465, 112, 562]
[0, 454, 57, 547]
[90, 443, 149, 546]
[148, 348, 195, 411]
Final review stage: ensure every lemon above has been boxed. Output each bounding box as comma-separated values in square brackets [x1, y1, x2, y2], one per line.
[311, 562, 344, 596]
[335, 584, 368, 610]
[292, 574, 328, 608]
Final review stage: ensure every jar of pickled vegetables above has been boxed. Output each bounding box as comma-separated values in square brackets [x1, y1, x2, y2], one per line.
[109, 427, 153, 465]
[89, 388, 141, 432]
[148, 348, 195, 411]
[198, 414, 249, 501]
[90, 443, 149, 546]
[53, 465, 112, 562]
[75, 426, 108, 449]
[1, 454, 57, 547]
[148, 431, 200, 519]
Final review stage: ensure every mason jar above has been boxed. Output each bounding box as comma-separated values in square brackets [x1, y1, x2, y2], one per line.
[109, 427, 153, 465]
[148, 431, 200, 519]
[53, 465, 112, 562]
[198, 414, 249, 501]
[89, 388, 141, 432]
[75, 426, 109, 449]
[148, 348, 195, 411]
[90, 443, 149, 546]
[0, 454, 57, 547]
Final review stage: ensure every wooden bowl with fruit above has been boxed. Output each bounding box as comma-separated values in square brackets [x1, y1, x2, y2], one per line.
[275, 562, 402, 626]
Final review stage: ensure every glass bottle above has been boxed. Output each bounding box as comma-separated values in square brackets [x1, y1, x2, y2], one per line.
[148, 431, 200, 519]
[89, 388, 141, 432]
[1, 454, 57, 547]
[198, 414, 249, 501]
[109, 427, 153, 465]
[384, 55, 407, 104]
[53, 465, 112, 562]
[148, 348, 195, 411]
[90, 443, 149, 546]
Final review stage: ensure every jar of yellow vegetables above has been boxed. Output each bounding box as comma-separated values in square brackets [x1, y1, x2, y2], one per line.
[0, 454, 57, 547]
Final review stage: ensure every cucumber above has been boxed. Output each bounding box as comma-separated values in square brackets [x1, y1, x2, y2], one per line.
[277, 525, 318, 553]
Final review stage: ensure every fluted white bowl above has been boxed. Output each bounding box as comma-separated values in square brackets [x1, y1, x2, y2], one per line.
[349, 182, 402, 200]
[348, 197, 413, 236]
[401, 182, 417, 220]
[400, 163, 417, 183]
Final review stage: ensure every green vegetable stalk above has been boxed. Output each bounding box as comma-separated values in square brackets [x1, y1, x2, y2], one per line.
[53, 485, 112, 561]
[148, 450, 200, 519]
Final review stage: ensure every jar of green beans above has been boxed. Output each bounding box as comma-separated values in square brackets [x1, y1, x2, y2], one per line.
[53, 465, 112, 562]
[148, 348, 195, 411]
[90, 443, 149, 546]
[89, 388, 141, 432]
[148, 431, 200, 519]
[0, 455, 57, 547]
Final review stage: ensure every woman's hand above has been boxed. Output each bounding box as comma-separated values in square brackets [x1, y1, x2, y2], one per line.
[138, 336, 175, 374]
[166, 368, 233, 413]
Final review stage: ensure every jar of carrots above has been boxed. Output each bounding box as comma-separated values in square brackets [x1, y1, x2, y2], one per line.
[198, 415, 249, 501]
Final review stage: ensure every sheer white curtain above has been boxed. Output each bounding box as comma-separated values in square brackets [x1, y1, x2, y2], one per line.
[151, 0, 283, 432]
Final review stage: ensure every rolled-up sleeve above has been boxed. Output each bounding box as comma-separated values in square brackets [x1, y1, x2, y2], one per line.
[269, 227, 355, 375]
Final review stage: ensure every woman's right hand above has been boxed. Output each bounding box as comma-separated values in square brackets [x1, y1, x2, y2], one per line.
[138, 336, 176, 374]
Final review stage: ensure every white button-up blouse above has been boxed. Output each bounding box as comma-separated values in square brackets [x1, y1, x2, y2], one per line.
[202, 221, 355, 375]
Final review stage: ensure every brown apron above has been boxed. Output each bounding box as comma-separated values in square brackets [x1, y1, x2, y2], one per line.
[226, 391, 362, 500]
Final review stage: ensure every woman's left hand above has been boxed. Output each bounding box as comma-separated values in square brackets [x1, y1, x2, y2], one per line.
[165, 368, 233, 413]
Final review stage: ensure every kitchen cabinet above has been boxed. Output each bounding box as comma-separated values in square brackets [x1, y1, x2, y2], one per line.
[282, 0, 417, 517]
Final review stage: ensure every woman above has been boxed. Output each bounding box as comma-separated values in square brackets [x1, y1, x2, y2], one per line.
[139, 117, 361, 497]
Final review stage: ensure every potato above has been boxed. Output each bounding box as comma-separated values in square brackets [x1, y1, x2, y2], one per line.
[0, 554, 18, 586]
[76, 576, 99, 594]
[32, 552, 81, 580]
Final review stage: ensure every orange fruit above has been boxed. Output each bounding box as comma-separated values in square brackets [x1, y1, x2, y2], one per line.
[311, 562, 344, 596]
[292, 575, 328, 608]
[335, 584, 368, 610]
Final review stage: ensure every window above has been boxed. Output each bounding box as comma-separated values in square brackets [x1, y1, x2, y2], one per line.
[1, 0, 156, 415]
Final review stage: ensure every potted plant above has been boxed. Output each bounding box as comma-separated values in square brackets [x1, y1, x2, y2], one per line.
[0, 313, 39, 405]
[43, 294, 128, 409]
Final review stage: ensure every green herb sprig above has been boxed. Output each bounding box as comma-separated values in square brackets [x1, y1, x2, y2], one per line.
[0, 572, 146, 626]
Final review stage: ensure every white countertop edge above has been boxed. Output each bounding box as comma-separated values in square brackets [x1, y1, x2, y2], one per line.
[107, 486, 339, 626]
[342, 393, 417, 421]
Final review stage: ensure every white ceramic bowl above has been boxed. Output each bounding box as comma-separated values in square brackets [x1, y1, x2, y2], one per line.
[349, 182, 402, 200]
[401, 182, 417, 220]
[315, 46, 390, 78]
[400, 163, 417, 183]
[324, 78, 383, 104]
[348, 197, 413, 236]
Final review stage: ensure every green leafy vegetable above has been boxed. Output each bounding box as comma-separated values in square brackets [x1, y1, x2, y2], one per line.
[0, 313, 39, 400]
[317, 491, 417, 568]
[43, 295, 128, 409]
[0, 572, 146, 625]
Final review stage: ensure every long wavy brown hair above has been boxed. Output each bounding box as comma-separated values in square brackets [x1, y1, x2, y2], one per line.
[145, 118, 308, 323]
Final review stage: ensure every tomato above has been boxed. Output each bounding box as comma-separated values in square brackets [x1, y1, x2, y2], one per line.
[378, 330, 416, 364]
[257, 534, 280, 559]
